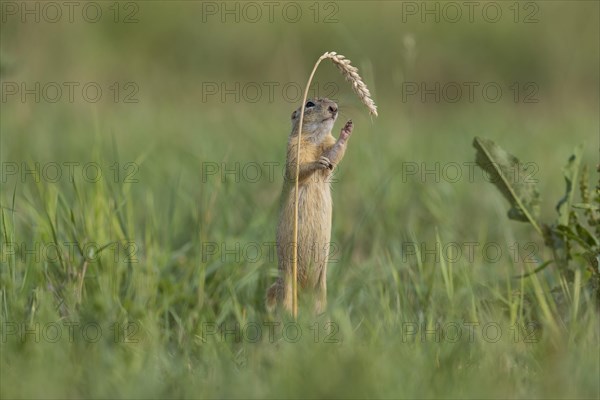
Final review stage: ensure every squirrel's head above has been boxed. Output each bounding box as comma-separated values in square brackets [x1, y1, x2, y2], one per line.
[290, 98, 338, 139]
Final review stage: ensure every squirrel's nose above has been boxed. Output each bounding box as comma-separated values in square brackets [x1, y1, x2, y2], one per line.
[328, 105, 338, 114]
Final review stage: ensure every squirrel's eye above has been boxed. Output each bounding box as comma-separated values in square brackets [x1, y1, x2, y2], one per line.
[305, 101, 315, 108]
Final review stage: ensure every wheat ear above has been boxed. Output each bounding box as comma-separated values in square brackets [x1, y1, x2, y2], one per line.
[291, 51, 378, 318]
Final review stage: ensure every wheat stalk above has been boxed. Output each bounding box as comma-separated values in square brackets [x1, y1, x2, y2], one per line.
[291, 51, 378, 318]
[323, 52, 378, 117]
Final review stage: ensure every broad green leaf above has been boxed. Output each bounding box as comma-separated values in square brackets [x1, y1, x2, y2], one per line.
[555, 145, 583, 226]
[473, 137, 542, 235]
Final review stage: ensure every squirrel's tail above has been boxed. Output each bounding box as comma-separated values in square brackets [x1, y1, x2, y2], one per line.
[265, 280, 280, 312]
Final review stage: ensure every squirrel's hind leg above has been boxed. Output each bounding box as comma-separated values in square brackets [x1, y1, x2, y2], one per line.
[266, 276, 294, 314]
[314, 267, 328, 315]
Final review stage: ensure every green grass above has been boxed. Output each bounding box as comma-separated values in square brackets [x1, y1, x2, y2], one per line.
[1, 2, 599, 398]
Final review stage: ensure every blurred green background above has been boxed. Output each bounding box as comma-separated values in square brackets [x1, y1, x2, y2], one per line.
[1, 1, 599, 398]
[1, 1, 598, 221]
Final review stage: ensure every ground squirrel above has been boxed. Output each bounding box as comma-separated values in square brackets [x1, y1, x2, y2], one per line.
[266, 98, 353, 314]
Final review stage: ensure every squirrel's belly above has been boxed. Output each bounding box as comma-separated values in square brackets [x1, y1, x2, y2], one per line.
[277, 180, 333, 287]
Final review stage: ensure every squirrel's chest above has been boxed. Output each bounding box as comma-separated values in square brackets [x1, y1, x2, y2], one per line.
[299, 178, 331, 202]
[282, 179, 332, 220]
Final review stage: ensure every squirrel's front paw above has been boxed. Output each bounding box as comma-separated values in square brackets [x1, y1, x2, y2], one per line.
[340, 120, 353, 141]
[317, 156, 334, 170]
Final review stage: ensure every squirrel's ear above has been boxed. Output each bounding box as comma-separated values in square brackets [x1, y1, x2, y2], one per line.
[291, 110, 298, 120]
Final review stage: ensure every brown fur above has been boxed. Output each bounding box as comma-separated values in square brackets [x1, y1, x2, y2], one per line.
[266, 98, 352, 314]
